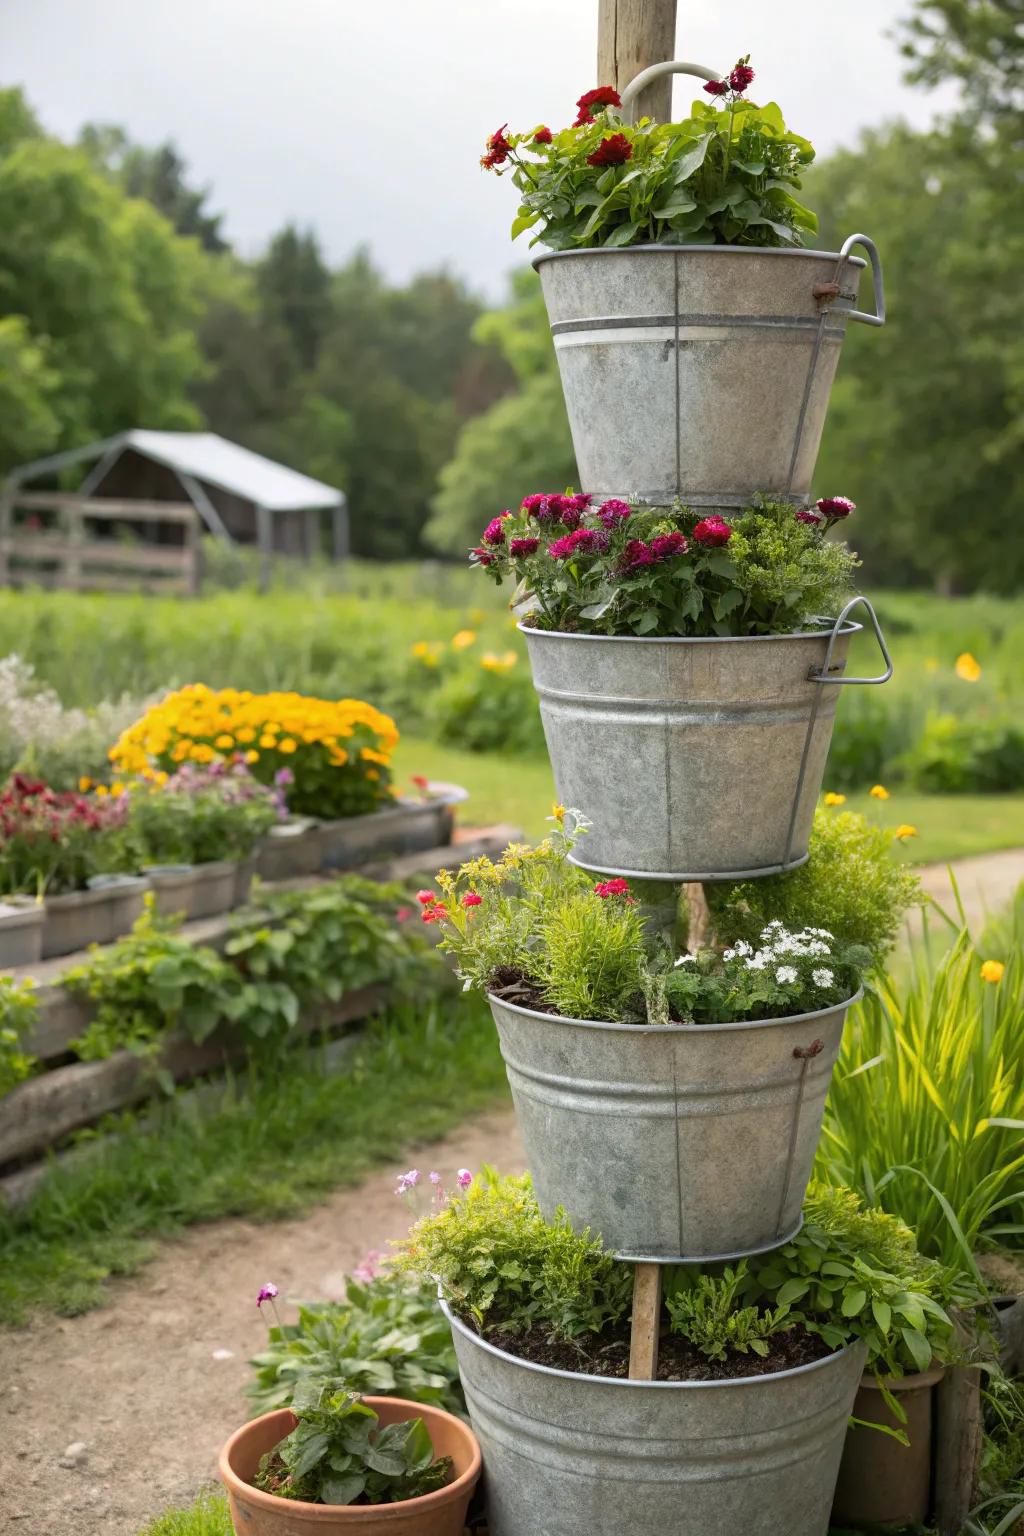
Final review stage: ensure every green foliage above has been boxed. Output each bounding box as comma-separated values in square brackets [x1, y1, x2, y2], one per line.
[896, 713, 1024, 793]
[248, 1273, 463, 1417]
[817, 900, 1024, 1271]
[0, 975, 39, 1098]
[475, 497, 857, 639]
[498, 80, 817, 250]
[534, 886, 648, 1021]
[253, 1384, 452, 1506]
[707, 808, 923, 968]
[899, 0, 1022, 119]
[666, 1262, 791, 1361]
[432, 661, 545, 756]
[396, 1171, 633, 1341]
[138, 1489, 232, 1536]
[126, 774, 278, 868]
[79, 123, 227, 251]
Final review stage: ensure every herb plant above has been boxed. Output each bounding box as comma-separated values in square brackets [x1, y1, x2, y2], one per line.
[483, 61, 818, 250]
[253, 1383, 452, 1506]
[126, 761, 280, 868]
[471, 495, 858, 638]
[666, 1263, 791, 1361]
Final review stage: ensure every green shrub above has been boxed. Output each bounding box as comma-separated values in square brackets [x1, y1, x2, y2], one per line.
[533, 887, 647, 1021]
[0, 975, 38, 1098]
[896, 713, 1024, 793]
[139, 1490, 231, 1536]
[432, 662, 545, 756]
[248, 1273, 463, 1417]
[666, 1264, 790, 1361]
[707, 807, 922, 967]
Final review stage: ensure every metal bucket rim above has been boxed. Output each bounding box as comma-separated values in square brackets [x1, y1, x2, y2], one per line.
[518, 618, 862, 647]
[441, 1297, 860, 1391]
[487, 986, 862, 1036]
[532, 244, 867, 272]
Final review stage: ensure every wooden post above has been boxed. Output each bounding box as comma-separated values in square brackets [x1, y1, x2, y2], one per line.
[628, 1263, 663, 1379]
[933, 1316, 983, 1534]
[0, 492, 10, 587]
[597, 0, 678, 122]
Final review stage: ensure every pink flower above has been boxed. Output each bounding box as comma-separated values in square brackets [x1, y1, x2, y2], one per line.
[815, 496, 856, 520]
[594, 877, 630, 898]
[461, 891, 483, 908]
[521, 493, 551, 516]
[549, 527, 608, 560]
[396, 1169, 421, 1194]
[411, 774, 429, 790]
[703, 79, 729, 96]
[795, 509, 823, 526]
[482, 515, 509, 546]
[421, 904, 446, 924]
[509, 536, 540, 558]
[692, 516, 732, 547]
[395, 906, 414, 923]
[429, 1171, 442, 1185]
[534, 126, 553, 144]
[649, 531, 688, 559]
[256, 1283, 279, 1309]
[457, 1168, 473, 1190]
[470, 546, 495, 567]
[352, 1250, 383, 1283]
[729, 61, 755, 92]
[620, 539, 654, 570]
[416, 890, 436, 905]
[596, 499, 631, 528]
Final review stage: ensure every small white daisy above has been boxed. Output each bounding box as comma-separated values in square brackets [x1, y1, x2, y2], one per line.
[812, 967, 835, 987]
[776, 965, 798, 984]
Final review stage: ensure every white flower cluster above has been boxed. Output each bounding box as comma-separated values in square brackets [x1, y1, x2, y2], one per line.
[0, 654, 149, 786]
[722, 922, 838, 989]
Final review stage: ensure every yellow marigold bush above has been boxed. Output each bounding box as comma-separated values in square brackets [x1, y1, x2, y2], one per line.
[109, 685, 399, 820]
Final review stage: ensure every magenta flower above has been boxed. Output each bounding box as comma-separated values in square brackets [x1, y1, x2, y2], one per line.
[815, 496, 856, 519]
[470, 546, 495, 567]
[509, 536, 540, 558]
[729, 61, 755, 92]
[594, 877, 630, 898]
[274, 767, 295, 788]
[429, 1171, 442, 1186]
[549, 528, 608, 560]
[256, 1283, 279, 1309]
[461, 891, 483, 908]
[352, 1249, 383, 1283]
[457, 1169, 472, 1190]
[596, 499, 631, 528]
[795, 509, 823, 526]
[703, 78, 729, 96]
[620, 538, 654, 570]
[649, 531, 688, 559]
[692, 517, 732, 547]
[482, 515, 510, 546]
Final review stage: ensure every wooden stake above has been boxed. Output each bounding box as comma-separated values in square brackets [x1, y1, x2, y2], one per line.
[628, 1262, 663, 1379]
[597, 0, 679, 123]
[933, 1318, 983, 1534]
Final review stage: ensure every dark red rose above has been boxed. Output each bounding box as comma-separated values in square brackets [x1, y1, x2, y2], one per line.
[692, 517, 732, 547]
[729, 61, 755, 92]
[703, 79, 730, 96]
[480, 124, 513, 170]
[574, 85, 622, 125]
[649, 531, 688, 559]
[587, 133, 633, 168]
[470, 546, 496, 567]
[482, 515, 510, 546]
[509, 537, 541, 558]
[533, 126, 553, 144]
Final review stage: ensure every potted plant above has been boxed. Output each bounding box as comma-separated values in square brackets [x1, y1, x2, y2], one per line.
[219, 1382, 481, 1536]
[481, 61, 884, 507]
[471, 494, 891, 878]
[397, 1174, 954, 1536]
[0, 774, 144, 958]
[126, 760, 280, 921]
[418, 808, 919, 1261]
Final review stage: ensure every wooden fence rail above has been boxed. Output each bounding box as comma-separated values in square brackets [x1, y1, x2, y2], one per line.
[0, 490, 201, 594]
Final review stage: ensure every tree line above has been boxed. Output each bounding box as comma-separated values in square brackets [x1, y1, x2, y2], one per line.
[0, 0, 1020, 588]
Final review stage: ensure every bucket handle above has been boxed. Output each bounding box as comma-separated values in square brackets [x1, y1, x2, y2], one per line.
[836, 234, 886, 328]
[619, 60, 722, 123]
[808, 596, 894, 687]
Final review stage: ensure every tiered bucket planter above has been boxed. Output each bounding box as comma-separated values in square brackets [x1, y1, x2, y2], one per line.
[489, 988, 860, 1261]
[445, 1303, 865, 1536]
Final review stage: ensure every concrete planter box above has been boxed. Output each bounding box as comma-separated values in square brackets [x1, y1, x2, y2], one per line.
[445, 1301, 865, 1536]
[489, 989, 858, 1263]
[0, 899, 45, 969]
[255, 820, 325, 882]
[534, 241, 883, 509]
[41, 875, 149, 959]
[146, 861, 237, 922]
[318, 783, 465, 871]
[233, 850, 259, 909]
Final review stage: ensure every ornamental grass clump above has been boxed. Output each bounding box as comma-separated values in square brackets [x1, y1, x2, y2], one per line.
[482, 59, 818, 250]
[471, 494, 858, 637]
[110, 684, 399, 820]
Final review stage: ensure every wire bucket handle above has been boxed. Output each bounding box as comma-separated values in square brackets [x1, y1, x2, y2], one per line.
[835, 234, 886, 328]
[809, 596, 894, 687]
[620, 60, 722, 121]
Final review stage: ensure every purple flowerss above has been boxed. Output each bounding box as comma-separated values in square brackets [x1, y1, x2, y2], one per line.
[457, 1168, 472, 1190]
[396, 1168, 421, 1194]
[256, 1282, 279, 1308]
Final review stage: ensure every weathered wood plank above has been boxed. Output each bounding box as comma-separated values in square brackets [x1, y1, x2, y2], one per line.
[628, 1263, 663, 1380]
[933, 1316, 983, 1534]
[1, 537, 191, 571]
[11, 493, 197, 523]
[597, 0, 678, 121]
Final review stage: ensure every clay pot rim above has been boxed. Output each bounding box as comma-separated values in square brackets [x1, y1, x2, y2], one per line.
[218, 1399, 482, 1520]
[858, 1362, 946, 1392]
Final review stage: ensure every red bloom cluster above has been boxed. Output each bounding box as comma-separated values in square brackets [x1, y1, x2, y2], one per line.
[729, 60, 755, 91]
[482, 514, 510, 546]
[815, 496, 856, 520]
[692, 516, 732, 547]
[703, 79, 729, 97]
[481, 124, 513, 170]
[533, 126, 553, 144]
[795, 509, 823, 527]
[461, 891, 483, 909]
[470, 546, 496, 567]
[595, 499, 631, 528]
[417, 888, 448, 924]
[0, 775, 107, 841]
[587, 133, 633, 168]
[521, 492, 592, 526]
[594, 877, 630, 899]
[619, 530, 689, 570]
[509, 536, 541, 558]
[549, 527, 610, 560]
[574, 86, 621, 126]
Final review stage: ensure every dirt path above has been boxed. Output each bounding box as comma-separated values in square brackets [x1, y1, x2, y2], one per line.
[914, 846, 1024, 936]
[0, 1106, 524, 1536]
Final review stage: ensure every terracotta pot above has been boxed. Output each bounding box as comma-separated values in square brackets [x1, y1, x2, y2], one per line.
[831, 1364, 944, 1529]
[219, 1399, 481, 1536]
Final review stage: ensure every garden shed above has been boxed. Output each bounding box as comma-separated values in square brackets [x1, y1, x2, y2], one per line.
[4, 429, 348, 562]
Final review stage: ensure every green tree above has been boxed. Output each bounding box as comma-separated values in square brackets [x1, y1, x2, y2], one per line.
[0, 316, 61, 467]
[899, 0, 1023, 117]
[79, 124, 228, 251]
[257, 225, 333, 374]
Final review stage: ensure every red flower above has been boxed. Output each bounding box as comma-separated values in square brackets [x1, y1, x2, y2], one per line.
[421, 905, 445, 924]
[533, 126, 553, 144]
[482, 515, 509, 546]
[549, 528, 609, 560]
[815, 496, 856, 520]
[596, 499, 631, 528]
[522, 493, 562, 524]
[729, 60, 755, 92]
[411, 774, 429, 790]
[461, 891, 483, 908]
[703, 79, 730, 96]
[481, 124, 513, 170]
[587, 133, 632, 168]
[594, 877, 630, 898]
[620, 539, 654, 570]
[574, 85, 622, 125]
[416, 889, 437, 905]
[649, 531, 688, 559]
[509, 536, 540, 558]
[557, 492, 592, 530]
[692, 516, 732, 547]
[395, 906, 414, 923]
[471, 546, 495, 567]
[795, 509, 823, 526]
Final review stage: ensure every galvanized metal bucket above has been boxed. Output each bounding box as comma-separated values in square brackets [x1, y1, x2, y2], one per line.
[444, 1301, 866, 1536]
[533, 234, 884, 508]
[489, 987, 859, 1263]
[522, 597, 892, 881]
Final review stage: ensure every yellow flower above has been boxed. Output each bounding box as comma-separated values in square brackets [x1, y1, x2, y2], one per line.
[955, 652, 982, 682]
[411, 640, 444, 667]
[870, 785, 890, 800]
[214, 734, 235, 750]
[451, 629, 477, 650]
[259, 734, 277, 749]
[480, 650, 518, 673]
[980, 960, 1005, 984]
[95, 784, 109, 797]
[245, 749, 259, 764]
[154, 770, 169, 787]
[78, 776, 92, 792]
[894, 824, 918, 841]
[823, 792, 846, 807]
[235, 726, 256, 744]
[551, 804, 565, 822]
[279, 738, 297, 754]
[110, 781, 125, 797]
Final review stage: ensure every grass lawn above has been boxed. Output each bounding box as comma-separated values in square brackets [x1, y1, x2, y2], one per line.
[395, 735, 1024, 866]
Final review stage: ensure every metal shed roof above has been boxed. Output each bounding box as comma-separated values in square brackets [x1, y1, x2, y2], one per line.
[7, 430, 345, 513]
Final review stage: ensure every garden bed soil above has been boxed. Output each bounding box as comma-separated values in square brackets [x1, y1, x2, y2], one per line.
[481, 1317, 834, 1382]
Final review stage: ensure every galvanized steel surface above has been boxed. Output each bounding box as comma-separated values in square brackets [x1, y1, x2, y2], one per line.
[533, 244, 867, 507]
[445, 1302, 866, 1536]
[522, 622, 856, 881]
[489, 989, 857, 1262]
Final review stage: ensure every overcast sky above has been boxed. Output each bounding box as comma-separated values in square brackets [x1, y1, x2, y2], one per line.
[2, 0, 957, 298]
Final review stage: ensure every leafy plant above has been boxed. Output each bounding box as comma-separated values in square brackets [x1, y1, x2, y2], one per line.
[707, 806, 923, 968]
[896, 712, 1024, 793]
[139, 1489, 232, 1536]
[395, 1169, 633, 1342]
[666, 1262, 790, 1361]
[125, 760, 280, 867]
[248, 1272, 463, 1417]
[0, 773, 130, 896]
[0, 974, 38, 1098]
[253, 1383, 452, 1506]
[472, 495, 857, 639]
[484, 62, 818, 250]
